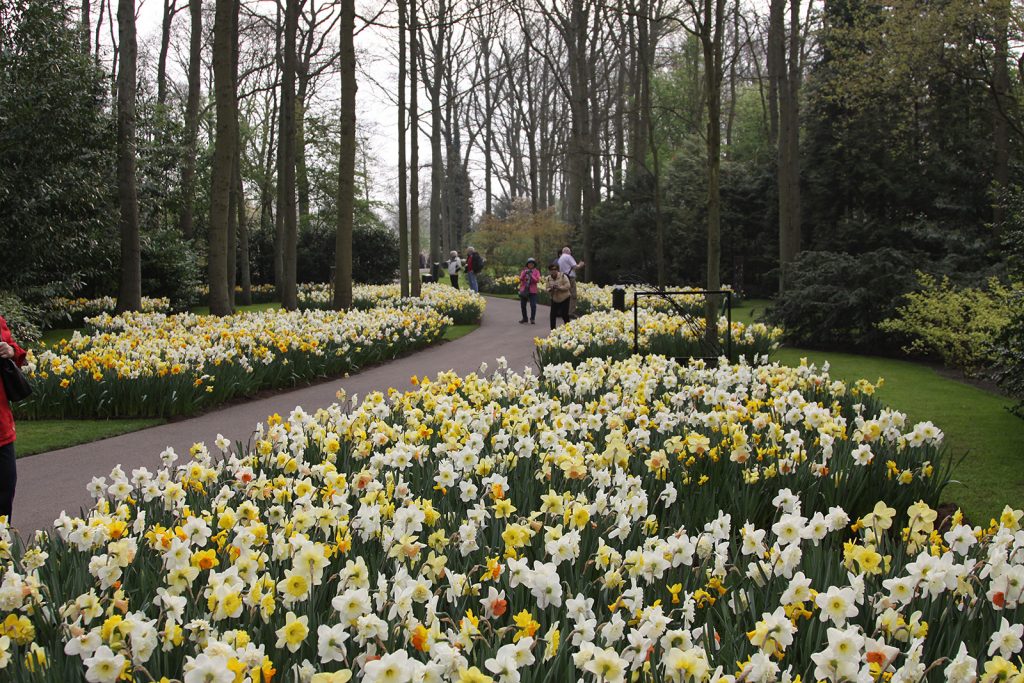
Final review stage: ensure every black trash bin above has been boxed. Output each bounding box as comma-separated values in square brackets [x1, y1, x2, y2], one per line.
[612, 285, 627, 311]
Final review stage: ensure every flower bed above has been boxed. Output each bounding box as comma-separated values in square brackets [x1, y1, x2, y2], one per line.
[297, 283, 486, 325]
[3, 355, 1015, 683]
[52, 296, 172, 327]
[480, 280, 738, 317]
[535, 310, 783, 366]
[16, 306, 450, 419]
[574, 283, 737, 317]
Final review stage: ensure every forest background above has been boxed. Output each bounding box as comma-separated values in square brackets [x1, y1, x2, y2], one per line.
[1, 0, 1022, 401]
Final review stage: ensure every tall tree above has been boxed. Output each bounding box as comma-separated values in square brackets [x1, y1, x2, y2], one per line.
[156, 0, 177, 106]
[115, 0, 141, 312]
[178, 0, 202, 240]
[208, 0, 238, 315]
[680, 0, 726, 342]
[280, 0, 300, 310]
[409, 0, 422, 296]
[334, 0, 356, 310]
[81, 0, 91, 54]
[770, 0, 801, 291]
[398, 0, 410, 296]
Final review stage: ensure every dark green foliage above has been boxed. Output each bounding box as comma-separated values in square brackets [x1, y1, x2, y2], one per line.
[766, 249, 918, 352]
[252, 211, 398, 287]
[140, 225, 203, 310]
[993, 186, 1024, 415]
[591, 135, 775, 294]
[0, 292, 42, 344]
[0, 0, 117, 295]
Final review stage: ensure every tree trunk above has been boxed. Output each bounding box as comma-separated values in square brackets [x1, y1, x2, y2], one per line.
[334, 0, 356, 310]
[427, 0, 446, 269]
[992, 0, 1011, 227]
[272, 7, 285, 295]
[398, 0, 410, 296]
[156, 0, 175, 106]
[280, 0, 300, 310]
[178, 0, 202, 240]
[81, 0, 91, 54]
[116, 0, 141, 313]
[208, 0, 237, 316]
[776, 0, 801, 292]
[225, 0, 241, 307]
[235, 161, 252, 305]
[483, 37, 493, 216]
[410, 0, 422, 296]
[701, 0, 726, 349]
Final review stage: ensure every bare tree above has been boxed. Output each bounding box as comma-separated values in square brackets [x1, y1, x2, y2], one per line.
[770, 0, 801, 291]
[208, 0, 238, 315]
[397, 0, 410, 296]
[280, 0, 301, 310]
[334, 0, 356, 310]
[116, 0, 141, 312]
[178, 0, 203, 240]
[410, 0, 422, 295]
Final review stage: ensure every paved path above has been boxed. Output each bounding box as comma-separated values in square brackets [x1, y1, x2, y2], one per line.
[14, 295, 548, 536]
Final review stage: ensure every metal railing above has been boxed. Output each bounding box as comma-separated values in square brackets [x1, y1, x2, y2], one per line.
[631, 288, 733, 364]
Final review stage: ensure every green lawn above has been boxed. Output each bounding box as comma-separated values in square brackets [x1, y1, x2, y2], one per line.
[16, 418, 165, 457]
[731, 298, 1022, 522]
[443, 324, 478, 342]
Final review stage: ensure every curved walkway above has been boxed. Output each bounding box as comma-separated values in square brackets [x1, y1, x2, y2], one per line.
[13, 296, 547, 536]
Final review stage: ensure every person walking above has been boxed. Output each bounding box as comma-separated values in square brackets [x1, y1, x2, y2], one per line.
[557, 246, 585, 318]
[518, 257, 541, 324]
[0, 315, 27, 523]
[446, 250, 462, 288]
[465, 247, 482, 293]
[545, 262, 571, 329]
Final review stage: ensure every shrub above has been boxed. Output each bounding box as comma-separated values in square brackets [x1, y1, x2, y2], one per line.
[141, 225, 203, 310]
[767, 248, 917, 352]
[992, 291, 1024, 417]
[0, 292, 42, 344]
[993, 186, 1024, 415]
[878, 273, 1020, 372]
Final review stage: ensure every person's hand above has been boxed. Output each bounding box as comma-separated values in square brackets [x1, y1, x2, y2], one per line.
[0, 342, 13, 359]
[576, 261, 585, 269]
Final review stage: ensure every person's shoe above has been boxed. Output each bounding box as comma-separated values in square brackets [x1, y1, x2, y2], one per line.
[530, 320, 535, 324]
[519, 319, 528, 324]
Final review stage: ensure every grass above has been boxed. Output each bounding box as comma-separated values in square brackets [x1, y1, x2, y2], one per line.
[39, 328, 79, 347]
[443, 324, 478, 342]
[16, 418, 165, 458]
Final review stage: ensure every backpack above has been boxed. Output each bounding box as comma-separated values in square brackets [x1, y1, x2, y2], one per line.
[472, 253, 485, 273]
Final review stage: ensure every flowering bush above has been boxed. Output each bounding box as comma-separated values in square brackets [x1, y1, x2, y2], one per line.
[16, 307, 450, 419]
[878, 273, 1023, 373]
[535, 310, 782, 366]
[296, 283, 485, 326]
[52, 296, 172, 327]
[5, 355, 1014, 683]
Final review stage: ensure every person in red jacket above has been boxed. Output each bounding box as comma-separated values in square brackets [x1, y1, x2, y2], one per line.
[0, 315, 27, 523]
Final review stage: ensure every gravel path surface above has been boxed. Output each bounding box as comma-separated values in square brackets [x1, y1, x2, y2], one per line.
[13, 295, 547, 536]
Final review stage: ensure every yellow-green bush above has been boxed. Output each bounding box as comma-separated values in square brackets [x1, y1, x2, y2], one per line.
[879, 272, 1022, 371]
